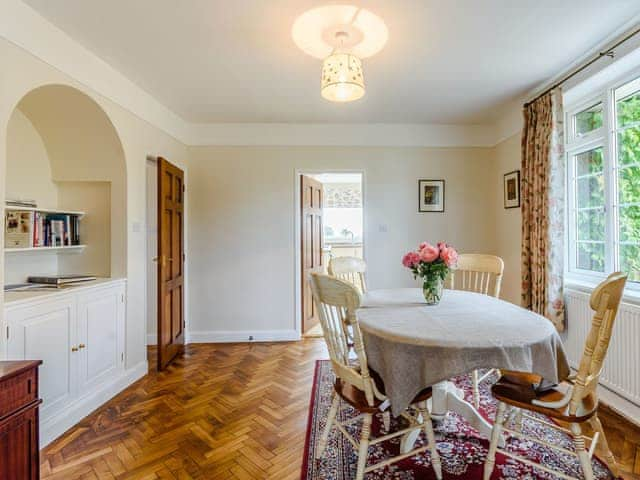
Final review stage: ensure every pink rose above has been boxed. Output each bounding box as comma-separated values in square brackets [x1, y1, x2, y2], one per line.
[418, 242, 428, 250]
[440, 246, 458, 267]
[437, 242, 447, 251]
[419, 243, 440, 263]
[402, 251, 420, 268]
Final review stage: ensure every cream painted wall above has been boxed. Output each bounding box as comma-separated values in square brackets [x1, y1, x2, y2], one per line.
[57, 181, 111, 277]
[0, 39, 188, 369]
[492, 133, 522, 305]
[187, 146, 497, 338]
[6, 108, 57, 206]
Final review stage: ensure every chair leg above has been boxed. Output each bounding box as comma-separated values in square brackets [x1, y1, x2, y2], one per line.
[355, 413, 372, 480]
[588, 415, 619, 477]
[571, 423, 594, 480]
[418, 403, 442, 480]
[382, 410, 391, 432]
[316, 392, 339, 459]
[472, 369, 481, 408]
[483, 402, 506, 480]
[514, 407, 523, 432]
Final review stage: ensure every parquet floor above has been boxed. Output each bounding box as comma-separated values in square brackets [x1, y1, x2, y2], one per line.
[41, 338, 640, 479]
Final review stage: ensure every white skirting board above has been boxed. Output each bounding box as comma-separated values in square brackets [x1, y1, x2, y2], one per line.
[148, 330, 300, 345]
[40, 361, 148, 447]
[186, 329, 300, 343]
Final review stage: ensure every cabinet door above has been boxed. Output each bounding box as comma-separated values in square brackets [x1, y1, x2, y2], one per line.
[0, 406, 39, 480]
[77, 285, 125, 392]
[5, 299, 77, 420]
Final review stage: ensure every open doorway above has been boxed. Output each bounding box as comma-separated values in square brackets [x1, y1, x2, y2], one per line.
[298, 172, 364, 336]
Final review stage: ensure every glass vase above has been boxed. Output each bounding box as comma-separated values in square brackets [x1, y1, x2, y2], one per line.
[422, 276, 444, 305]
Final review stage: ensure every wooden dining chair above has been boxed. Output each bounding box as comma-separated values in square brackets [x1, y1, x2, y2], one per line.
[447, 253, 505, 407]
[483, 272, 627, 480]
[309, 273, 442, 480]
[328, 256, 367, 293]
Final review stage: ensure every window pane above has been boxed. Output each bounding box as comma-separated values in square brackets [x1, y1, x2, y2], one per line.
[619, 205, 640, 242]
[577, 175, 605, 208]
[577, 242, 605, 272]
[575, 148, 603, 175]
[617, 126, 640, 165]
[617, 90, 640, 128]
[577, 209, 605, 241]
[618, 166, 640, 204]
[619, 244, 640, 282]
[575, 103, 603, 136]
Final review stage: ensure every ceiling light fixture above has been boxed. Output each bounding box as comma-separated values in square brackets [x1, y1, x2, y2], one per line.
[292, 5, 388, 103]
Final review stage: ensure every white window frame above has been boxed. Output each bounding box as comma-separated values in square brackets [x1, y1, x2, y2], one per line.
[565, 65, 640, 290]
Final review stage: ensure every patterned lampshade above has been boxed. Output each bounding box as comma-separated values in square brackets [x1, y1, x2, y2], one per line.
[321, 53, 365, 102]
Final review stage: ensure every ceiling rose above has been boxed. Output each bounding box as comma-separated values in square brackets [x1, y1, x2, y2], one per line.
[292, 5, 388, 103]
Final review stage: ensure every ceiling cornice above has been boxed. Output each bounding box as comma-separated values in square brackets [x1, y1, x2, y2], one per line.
[2, 0, 504, 148]
[186, 123, 496, 147]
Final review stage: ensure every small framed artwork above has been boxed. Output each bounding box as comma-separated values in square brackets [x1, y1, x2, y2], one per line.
[418, 179, 445, 213]
[504, 170, 521, 209]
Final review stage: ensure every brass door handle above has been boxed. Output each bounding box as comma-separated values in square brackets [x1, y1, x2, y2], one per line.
[71, 346, 79, 352]
[79, 344, 86, 349]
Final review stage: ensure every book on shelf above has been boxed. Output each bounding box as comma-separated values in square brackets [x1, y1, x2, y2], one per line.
[27, 275, 96, 286]
[31, 212, 81, 248]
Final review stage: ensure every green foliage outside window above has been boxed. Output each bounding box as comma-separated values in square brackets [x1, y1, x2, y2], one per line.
[617, 92, 640, 281]
[574, 92, 640, 280]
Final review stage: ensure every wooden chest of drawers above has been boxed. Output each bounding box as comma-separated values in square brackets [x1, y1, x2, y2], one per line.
[0, 360, 42, 480]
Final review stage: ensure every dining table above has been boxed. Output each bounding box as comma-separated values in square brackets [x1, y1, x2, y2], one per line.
[357, 288, 570, 453]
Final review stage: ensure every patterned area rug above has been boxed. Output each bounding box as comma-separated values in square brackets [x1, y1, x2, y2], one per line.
[302, 360, 616, 479]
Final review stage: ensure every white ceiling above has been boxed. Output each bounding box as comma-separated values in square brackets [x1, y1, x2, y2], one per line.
[22, 0, 640, 125]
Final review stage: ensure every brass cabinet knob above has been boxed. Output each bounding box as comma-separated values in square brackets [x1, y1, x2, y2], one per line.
[71, 346, 79, 352]
[79, 344, 86, 349]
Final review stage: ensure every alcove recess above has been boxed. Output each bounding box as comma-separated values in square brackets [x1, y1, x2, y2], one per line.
[4, 85, 127, 285]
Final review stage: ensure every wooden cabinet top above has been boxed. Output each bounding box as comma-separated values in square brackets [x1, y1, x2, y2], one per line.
[0, 361, 42, 381]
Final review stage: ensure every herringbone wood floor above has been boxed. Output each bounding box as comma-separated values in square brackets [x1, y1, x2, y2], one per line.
[41, 339, 640, 479]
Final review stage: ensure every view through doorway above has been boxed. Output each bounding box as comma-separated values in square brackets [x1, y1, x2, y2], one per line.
[300, 172, 364, 336]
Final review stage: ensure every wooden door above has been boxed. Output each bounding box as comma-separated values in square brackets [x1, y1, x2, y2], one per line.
[301, 175, 324, 333]
[157, 157, 185, 371]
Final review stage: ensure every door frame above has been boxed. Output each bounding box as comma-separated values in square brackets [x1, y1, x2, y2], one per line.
[293, 169, 367, 338]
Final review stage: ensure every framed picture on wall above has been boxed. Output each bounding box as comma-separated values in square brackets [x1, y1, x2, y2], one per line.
[504, 170, 520, 209]
[418, 179, 445, 213]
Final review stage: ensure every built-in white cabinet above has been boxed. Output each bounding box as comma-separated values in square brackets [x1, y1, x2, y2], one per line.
[76, 286, 125, 393]
[3, 279, 127, 445]
[5, 296, 77, 419]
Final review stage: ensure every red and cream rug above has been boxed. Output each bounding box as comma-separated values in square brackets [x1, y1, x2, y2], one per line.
[302, 360, 616, 479]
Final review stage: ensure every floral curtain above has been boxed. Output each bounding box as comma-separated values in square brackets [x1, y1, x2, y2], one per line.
[521, 90, 566, 331]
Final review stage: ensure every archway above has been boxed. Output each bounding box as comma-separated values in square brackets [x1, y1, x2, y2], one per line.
[4, 84, 127, 283]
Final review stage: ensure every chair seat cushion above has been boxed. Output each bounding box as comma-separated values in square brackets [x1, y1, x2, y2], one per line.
[334, 368, 432, 414]
[492, 371, 597, 422]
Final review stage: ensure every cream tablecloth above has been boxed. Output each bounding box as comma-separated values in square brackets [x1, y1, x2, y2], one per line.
[358, 288, 570, 416]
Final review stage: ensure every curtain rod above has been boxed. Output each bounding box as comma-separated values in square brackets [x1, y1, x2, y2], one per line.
[524, 25, 640, 108]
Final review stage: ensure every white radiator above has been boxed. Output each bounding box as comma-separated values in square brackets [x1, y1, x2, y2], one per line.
[565, 289, 640, 406]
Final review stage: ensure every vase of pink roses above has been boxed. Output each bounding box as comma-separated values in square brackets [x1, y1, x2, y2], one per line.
[402, 242, 458, 305]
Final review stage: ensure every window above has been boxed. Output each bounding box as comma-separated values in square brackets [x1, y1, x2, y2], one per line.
[567, 75, 640, 283]
[323, 182, 363, 245]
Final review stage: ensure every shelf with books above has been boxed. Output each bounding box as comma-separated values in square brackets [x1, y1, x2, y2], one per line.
[5, 206, 84, 250]
[5, 206, 86, 218]
[4, 245, 86, 253]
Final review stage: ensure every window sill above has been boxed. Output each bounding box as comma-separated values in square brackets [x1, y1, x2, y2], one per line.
[565, 277, 640, 307]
